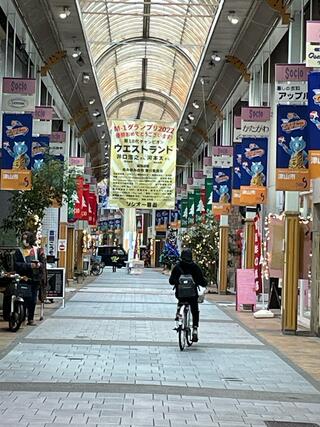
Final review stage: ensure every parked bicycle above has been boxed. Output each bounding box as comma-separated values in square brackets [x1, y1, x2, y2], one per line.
[90, 260, 105, 276]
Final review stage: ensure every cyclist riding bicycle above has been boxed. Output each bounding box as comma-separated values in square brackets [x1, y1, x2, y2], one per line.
[169, 248, 207, 342]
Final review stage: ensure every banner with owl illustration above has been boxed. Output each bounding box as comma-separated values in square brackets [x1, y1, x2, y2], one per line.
[31, 136, 49, 172]
[240, 138, 268, 205]
[276, 105, 310, 191]
[212, 167, 232, 215]
[1, 113, 33, 190]
[308, 72, 320, 179]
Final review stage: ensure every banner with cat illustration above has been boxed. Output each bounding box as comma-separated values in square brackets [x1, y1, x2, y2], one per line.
[232, 143, 243, 206]
[1, 113, 33, 190]
[212, 167, 232, 215]
[240, 137, 268, 205]
[276, 105, 310, 191]
[308, 72, 320, 179]
[31, 136, 49, 172]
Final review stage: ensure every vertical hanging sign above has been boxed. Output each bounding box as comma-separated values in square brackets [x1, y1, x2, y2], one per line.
[275, 64, 309, 105]
[31, 136, 49, 172]
[212, 168, 232, 215]
[306, 21, 320, 68]
[241, 107, 271, 139]
[1, 113, 33, 190]
[2, 78, 36, 112]
[276, 105, 309, 190]
[308, 71, 320, 178]
[180, 199, 188, 228]
[232, 143, 242, 205]
[205, 178, 213, 214]
[187, 192, 195, 226]
[203, 157, 213, 178]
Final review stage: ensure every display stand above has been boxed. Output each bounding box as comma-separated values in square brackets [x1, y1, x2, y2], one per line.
[236, 269, 256, 311]
[130, 260, 144, 275]
[46, 267, 66, 308]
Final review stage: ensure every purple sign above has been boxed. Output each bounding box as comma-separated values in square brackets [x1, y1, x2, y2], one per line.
[194, 170, 204, 179]
[33, 106, 53, 120]
[275, 64, 310, 82]
[234, 116, 241, 129]
[203, 157, 212, 166]
[50, 131, 66, 142]
[3, 78, 36, 94]
[242, 107, 271, 122]
[213, 146, 234, 156]
[187, 177, 193, 185]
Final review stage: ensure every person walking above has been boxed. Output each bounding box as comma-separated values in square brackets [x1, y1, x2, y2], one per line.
[169, 248, 207, 342]
[111, 249, 119, 273]
[13, 231, 47, 326]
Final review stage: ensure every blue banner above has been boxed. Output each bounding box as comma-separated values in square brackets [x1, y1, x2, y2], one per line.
[31, 136, 49, 171]
[2, 113, 33, 170]
[308, 71, 320, 150]
[156, 210, 170, 226]
[277, 105, 308, 168]
[213, 168, 232, 204]
[233, 143, 242, 190]
[241, 138, 268, 187]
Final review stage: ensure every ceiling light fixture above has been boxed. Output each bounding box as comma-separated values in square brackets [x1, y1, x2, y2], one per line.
[185, 119, 191, 125]
[211, 53, 221, 62]
[82, 72, 90, 84]
[88, 98, 95, 105]
[179, 136, 184, 142]
[184, 127, 189, 132]
[59, 6, 71, 19]
[72, 47, 81, 58]
[97, 121, 104, 128]
[188, 113, 195, 121]
[227, 11, 239, 25]
[101, 132, 106, 139]
[92, 110, 101, 117]
[192, 101, 200, 109]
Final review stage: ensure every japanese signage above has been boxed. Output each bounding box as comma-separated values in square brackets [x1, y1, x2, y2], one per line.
[233, 116, 242, 143]
[276, 105, 310, 191]
[193, 170, 205, 188]
[31, 136, 49, 172]
[240, 138, 268, 205]
[180, 199, 188, 228]
[306, 21, 320, 67]
[213, 146, 233, 168]
[275, 64, 309, 105]
[212, 167, 232, 215]
[232, 143, 242, 206]
[33, 106, 53, 121]
[203, 157, 213, 178]
[241, 107, 271, 139]
[205, 178, 213, 214]
[69, 157, 85, 176]
[47, 268, 65, 299]
[109, 120, 176, 208]
[32, 119, 52, 136]
[1, 113, 33, 190]
[2, 78, 36, 112]
[49, 132, 66, 160]
[308, 72, 320, 178]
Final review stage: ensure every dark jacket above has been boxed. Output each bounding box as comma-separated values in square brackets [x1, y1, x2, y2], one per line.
[14, 249, 47, 299]
[169, 260, 207, 296]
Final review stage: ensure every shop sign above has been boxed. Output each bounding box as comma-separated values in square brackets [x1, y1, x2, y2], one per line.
[2, 77, 36, 112]
[240, 137, 268, 205]
[50, 132, 66, 142]
[32, 119, 52, 135]
[205, 178, 213, 214]
[109, 120, 176, 209]
[49, 142, 65, 157]
[31, 136, 49, 171]
[193, 170, 205, 188]
[233, 116, 242, 143]
[1, 113, 33, 190]
[213, 146, 233, 168]
[236, 269, 256, 311]
[58, 239, 67, 252]
[308, 72, 320, 178]
[241, 107, 271, 139]
[275, 64, 310, 105]
[306, 21, 320, 67]
[33, 106, 53, 120]
[69, 157, 85, 176]
[180, 198, 188, 228]
[212, 167, 232, 216]
[276, 105, 310, 190]
[203, 156, 212, 177]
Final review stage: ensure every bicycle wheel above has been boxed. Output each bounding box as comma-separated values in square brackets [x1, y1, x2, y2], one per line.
[186, 307, 193, 347]
[91, 264, 100, 276]
[178, 308, 187, 351]
[9, 302, 24, 332]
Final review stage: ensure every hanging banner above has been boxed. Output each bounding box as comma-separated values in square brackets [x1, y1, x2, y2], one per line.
[233, 116, 242, 143]
[31, 136, 49, 172]
[109, 120, 176, 208]
[212, 167, 232, 215]
[1, 113, 33, 190]
[187, 192, 195, 225]
[74, 176, 84, 220]
[155, 210, 170, 231]
[213, 146, 233, 168]
[241, 107, 271, 139]
[187, 177, 194, 192]
[193, 170, 205, 188]
[240, 138, 268, 205]
[275, 64, 309, 105]
[308, 72, 320, 178]
[33, 106, 53, 121]
[203, 157, 213, 178]
[306, 21, 320, 68]
[232, 143, 242, 206]
[49, 132, 66, 159]
[180, 198, 188, 228]
[32, 119, 52, 136]
[81, 184, 90, 221]
[276, 105, 310, 190]
[194, 188, 204, 223]
[254, 215, 262, 293]
[69, 157, 85, 176]
[2, 78, 36, 112]
[205, 178, 213, 213]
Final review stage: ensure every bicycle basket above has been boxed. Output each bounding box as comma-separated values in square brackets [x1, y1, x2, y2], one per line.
[17, 282, 33, 299]
[177, 274, 197, 298]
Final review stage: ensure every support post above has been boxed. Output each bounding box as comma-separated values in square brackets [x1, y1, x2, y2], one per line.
[58, 222, 67, 270]
[218, 224, 229, 294]
[311, 201, 320, 336]
[282, 212, 300, 334]
[244, 218, 255, 269]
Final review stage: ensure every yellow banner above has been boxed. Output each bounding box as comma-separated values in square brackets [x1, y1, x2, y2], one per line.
[212, 203, 231, 215]
[276, 169, 310, 191]
[109, 120, 176, 209]
[240, 186, 267, 205]
[1, 170, 32, 190]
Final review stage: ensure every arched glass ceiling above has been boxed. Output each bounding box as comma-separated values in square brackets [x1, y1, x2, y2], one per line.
[78, 0, 220, 121]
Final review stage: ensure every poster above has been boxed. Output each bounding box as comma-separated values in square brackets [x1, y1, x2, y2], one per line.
[109, 120, 176, 208]
[308, 72, 320, 178]
[1, 113, 33, 190]
[212, 167, 232, 215]
[47, 268, 65, 299]
[2, 78, 36, 112]
[275, 64, 309, 105]
[240, 137, 268, 205]
[31, 136, 49, 171]
[205, 178, 213, 213]
[180, 199, 188, 228]
[187, 192, 195, 225]
[306, 21, 320, 68]
[232, 143, 242, 205]
[276, 105, 310, 190]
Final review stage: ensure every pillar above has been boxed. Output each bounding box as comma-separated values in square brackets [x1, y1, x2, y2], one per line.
[123, 208, 136, 260]
[58, 222, 67, 269]
[66, 227, 75, 280]
[244, 218, 255, 269]
[311, 202, 320, 336]
[218, 222, 229, 294]
[282, 212, 300, 334]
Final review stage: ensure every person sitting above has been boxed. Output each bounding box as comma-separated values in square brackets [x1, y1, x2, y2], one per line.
[169, 248, 207, 342]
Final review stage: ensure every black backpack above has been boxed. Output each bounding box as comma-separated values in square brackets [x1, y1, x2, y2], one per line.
[176, 265, 197, 298]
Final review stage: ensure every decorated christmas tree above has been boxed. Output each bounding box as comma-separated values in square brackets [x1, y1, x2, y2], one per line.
[160, 228, 180, 270]
[181, 212, 219, 286]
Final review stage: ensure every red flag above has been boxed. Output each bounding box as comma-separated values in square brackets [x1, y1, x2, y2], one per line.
[81, 184, 90, 221]
[74, 177, 84, 220]
[88, 193, 97, 226]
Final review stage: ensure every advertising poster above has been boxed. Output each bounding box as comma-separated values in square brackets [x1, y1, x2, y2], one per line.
[31, 136, 49, 172]
[308, 72, 320, 178]
[306, 21, 320, 67]
[232, 143, 242, 205]
[1, 113, 33, 190]
[109, 120, 177, 209]
[2, 78, 36, 112]
[276, 105, 310, 190]
[240, 137, 268, 205]
[180, 199, 188, 228]
[205, 178, 213, 214]
[275, 64, 309, 105]
[212, 167, 232, 215]
[187, 192, 195, 225]
[241, 107, 271, 139]
[194, 188, 203, 223]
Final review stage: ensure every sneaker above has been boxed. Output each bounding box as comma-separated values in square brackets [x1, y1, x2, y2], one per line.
[27, 321, 37, 326]
[192, 328, 198, 342]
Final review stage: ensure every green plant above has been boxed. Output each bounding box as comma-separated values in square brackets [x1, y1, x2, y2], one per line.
[2, 156, 77, 235]
[180, 212, 219, 286]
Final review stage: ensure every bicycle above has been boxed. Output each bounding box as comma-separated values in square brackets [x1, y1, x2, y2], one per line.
[90, 261, 105, 276]
[175, 301, 193, 351]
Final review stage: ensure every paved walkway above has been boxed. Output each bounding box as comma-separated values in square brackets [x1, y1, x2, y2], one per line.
[0, 269, 320, 426]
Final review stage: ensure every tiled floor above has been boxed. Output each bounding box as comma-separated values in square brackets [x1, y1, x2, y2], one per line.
[0, 269, 319, 426]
